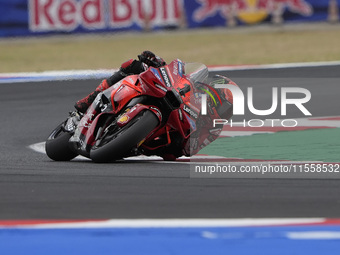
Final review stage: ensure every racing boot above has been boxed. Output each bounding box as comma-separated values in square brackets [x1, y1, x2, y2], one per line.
[74, 79, 111, 114]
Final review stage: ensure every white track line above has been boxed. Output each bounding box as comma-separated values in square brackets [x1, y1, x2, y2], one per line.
[1, 61, 340, 84]
[0, 218, 329, 229]
[208, 61, 340, 72]
[30, 141, 324, 165]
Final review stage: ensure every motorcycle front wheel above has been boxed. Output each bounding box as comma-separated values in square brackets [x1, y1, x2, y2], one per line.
[90, 110, 159, 163]
[45, 123, 78, 161]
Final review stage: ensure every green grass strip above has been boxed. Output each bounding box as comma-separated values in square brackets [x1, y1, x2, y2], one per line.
[200, 128, 340, 162]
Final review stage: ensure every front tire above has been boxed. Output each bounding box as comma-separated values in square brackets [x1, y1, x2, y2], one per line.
[45, 123, 78, 161]
[90, 110, 159, 163]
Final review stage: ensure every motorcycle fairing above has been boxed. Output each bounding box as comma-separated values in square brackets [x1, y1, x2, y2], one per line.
[117, 103, 162, 128]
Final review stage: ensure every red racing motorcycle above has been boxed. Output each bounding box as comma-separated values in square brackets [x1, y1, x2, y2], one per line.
[45, 59, 233, 162]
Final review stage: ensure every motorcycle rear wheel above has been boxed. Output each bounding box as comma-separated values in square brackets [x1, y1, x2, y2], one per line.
[45, 123, 78, 161]
[90, 110, 159, 163]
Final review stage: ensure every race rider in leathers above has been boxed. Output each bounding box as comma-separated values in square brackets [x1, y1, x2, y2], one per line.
[75, 51, 166, 114]
[74, 51, 236, 159]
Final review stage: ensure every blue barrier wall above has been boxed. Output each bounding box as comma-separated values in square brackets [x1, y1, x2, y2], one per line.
[0, 0, 339, 37]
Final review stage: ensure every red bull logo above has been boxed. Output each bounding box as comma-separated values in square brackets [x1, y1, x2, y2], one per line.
[29, 0, 183, 32]
[257, 0, 312, 16]
[194, 0, 247, 21]
[194, 0, 313, 24]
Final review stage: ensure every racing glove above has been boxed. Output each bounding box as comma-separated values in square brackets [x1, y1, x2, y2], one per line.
[138, 50, 166, 68]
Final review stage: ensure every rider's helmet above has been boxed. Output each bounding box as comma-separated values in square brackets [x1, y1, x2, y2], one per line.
[209, 75, 234, 120]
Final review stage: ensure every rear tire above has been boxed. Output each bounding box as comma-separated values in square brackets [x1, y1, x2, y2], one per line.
[45, 123, 78, 161]
[90, 110, 159, 163]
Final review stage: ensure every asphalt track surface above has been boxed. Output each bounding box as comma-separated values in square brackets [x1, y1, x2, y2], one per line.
[0, 65, 339, 220]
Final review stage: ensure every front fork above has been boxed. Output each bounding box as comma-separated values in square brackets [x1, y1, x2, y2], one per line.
[63, 111, 82, 134]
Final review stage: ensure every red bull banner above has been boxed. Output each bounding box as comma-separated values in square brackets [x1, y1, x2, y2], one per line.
[0, 0, 339, 37]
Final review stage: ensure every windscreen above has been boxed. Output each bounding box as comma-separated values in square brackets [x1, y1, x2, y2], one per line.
[184, 63, 209, 86]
